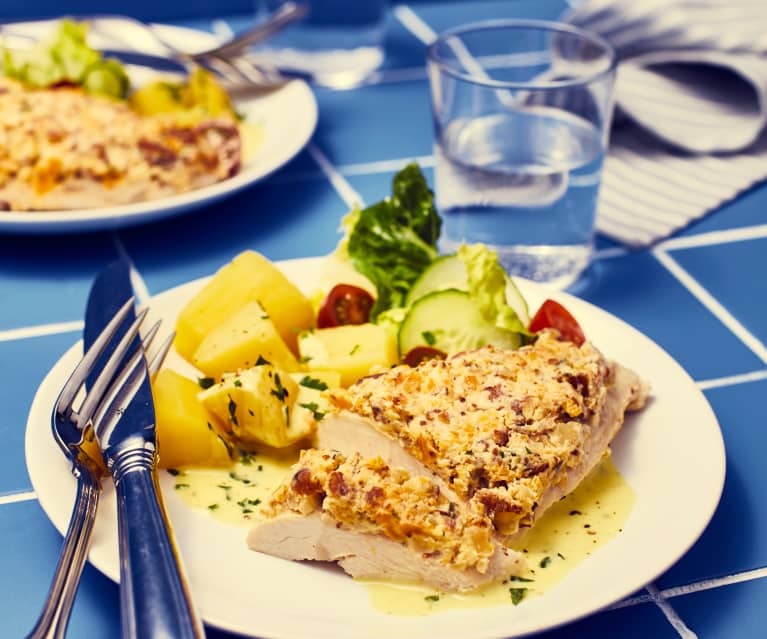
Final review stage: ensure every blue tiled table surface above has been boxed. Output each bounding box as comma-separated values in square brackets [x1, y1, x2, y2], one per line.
[1, 2, 766, 638]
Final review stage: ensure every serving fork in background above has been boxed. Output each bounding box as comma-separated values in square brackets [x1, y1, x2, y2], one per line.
[26, 299, 174, 639]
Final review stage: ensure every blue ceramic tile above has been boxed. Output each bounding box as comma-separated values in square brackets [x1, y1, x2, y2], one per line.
[657, 379, 767, 588]
[0, 331, 80, 495]
[407, 0, 571, 34]
[0, 499, 119, 639]
[670, 575, 767, 639]
[313, 78, 433, 165]
[576, 251, 764, 381]
[120, 172, 345, 295]
[669, 237, 767, 349]
[0, 233, 117, 331]
[537, 600, 678, 639]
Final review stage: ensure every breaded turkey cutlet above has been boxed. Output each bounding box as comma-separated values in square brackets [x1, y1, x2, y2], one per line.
[248, 329, 649, 592]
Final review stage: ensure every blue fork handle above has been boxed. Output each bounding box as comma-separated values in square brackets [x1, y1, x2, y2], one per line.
[113, 449, 203, 639]
[27, 466, 100, 639]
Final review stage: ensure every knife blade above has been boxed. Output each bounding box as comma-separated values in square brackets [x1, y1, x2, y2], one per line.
[91, 291, 203, 639]
[84, 259, 137, 390]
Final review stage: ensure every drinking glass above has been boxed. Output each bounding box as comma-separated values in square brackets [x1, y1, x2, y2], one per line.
[427, 20, 617, 287]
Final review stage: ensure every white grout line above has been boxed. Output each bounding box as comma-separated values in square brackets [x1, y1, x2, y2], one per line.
[393, 4, 438, 44]
[697, 369, 767, 390]
[660, 224, 767, 252]
[0, 490, 37, 505]
[663, 567, 767, 598]
[653, 248, 767, 365]
[645, 583, 699, 638]
[112, 235, 152, 305]
[0, 321, 83, 343]
[307, 144, 365, 209]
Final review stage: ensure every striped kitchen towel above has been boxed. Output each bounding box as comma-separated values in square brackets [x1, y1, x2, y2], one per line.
[565, 0, 767, 246]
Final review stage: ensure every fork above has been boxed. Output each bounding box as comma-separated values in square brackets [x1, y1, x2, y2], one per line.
[88, 2, 310, 89]
[27, 299, 173, 639]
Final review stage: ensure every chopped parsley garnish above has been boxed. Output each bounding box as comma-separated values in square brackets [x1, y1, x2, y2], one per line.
[424, 595, 440, 602]
[198, 377, 215, 389]
[271, 373, 289, 401]
[422, 330, 436, 346]
[299, 376, 328, 391]
[208, 504, 219, 511]
[227, 395, 239, 426]
[508, 576, 534, 583]
[349, 344, 360, 356]
[510, 588, 527, 605]
[174, 483, 190, 490]
[539, 556, 551, 569]
[298, 355, 313, 364]
[233, 379, 242, 387]
[255, 355, 271, 366]
[299, 401, 326, 421]
[166, 468, 181, 476]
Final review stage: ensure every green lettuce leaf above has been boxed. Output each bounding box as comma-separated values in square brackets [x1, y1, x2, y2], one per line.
[345, 163, 441, 318]
[1, 19, 129, 98]
[457, 244, 533, 339]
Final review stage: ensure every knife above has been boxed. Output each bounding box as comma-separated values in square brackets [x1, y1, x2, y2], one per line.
[87, 269, 204, 639]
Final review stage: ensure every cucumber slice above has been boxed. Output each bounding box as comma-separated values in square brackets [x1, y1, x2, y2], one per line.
[406, 253, 530, 325]
[405, 255, 467, 306]
[398, 289, 522, 356]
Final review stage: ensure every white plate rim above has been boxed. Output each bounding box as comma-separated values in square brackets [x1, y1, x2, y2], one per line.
[0, 21, 318, 234]
[25, 256, 726, 639]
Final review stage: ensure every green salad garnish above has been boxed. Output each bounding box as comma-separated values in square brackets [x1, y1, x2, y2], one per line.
[1, 19, 129, 98]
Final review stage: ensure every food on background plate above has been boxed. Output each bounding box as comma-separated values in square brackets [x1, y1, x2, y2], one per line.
[153, 163, 649, 598]
[0, 20, 253, 212]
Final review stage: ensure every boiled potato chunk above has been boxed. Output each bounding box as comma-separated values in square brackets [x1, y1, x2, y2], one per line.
[175, 251, 314, 360]
[152, 369, 232, 469]
[288, 371, 341, 436]
[199, 364, 313, 449]
[298, 323, 398, 387]
[192, 301, 299, 380]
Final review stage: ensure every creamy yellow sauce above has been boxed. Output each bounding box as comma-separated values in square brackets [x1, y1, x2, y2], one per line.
[169, 446, 297, 526]
[172, 451, 634, 615]
[363, 456, 635, 615]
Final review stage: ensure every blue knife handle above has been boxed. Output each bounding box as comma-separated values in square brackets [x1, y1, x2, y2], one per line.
[112, 446, 203, 639]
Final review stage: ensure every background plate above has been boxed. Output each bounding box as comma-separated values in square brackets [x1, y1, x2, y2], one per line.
[0, 21, 317, 234]
[25, 257, 726, 639]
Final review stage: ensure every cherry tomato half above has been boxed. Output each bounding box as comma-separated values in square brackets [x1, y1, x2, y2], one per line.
[317, 284, 375, 328]
[528, 299, 586, 346]
[403, 346, 447, 367]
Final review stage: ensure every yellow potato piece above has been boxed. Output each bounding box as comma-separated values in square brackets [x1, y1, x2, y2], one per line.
[192, 301, 299, 380]
[288, 371, 339, 435]
[199, 364, 311, 449]
[175, 251, 314, 360]
[152, 369, 232, 469]
[298, 323, 398, 387]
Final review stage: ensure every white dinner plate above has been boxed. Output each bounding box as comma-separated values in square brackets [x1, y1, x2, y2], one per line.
[0, 21, 317, 234]
[25, 257, 726, 639]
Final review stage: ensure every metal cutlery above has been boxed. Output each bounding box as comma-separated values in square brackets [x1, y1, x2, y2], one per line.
[27, 262, 172, 639]
[93, 315, 203, 638]
[87, 2, 310, 89]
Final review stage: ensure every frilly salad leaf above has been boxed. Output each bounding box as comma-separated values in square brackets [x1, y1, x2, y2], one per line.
[341, 163, 441, 319]
[457, 244, 533, 340]
[1, 19, 129, 99]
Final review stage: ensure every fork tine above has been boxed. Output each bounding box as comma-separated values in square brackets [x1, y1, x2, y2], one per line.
[58, 297, 136, 411]
[90, 343, 147, 443]
[75, 308, 149, 430]
[148, 331, 175, 378]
